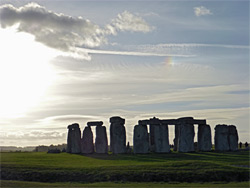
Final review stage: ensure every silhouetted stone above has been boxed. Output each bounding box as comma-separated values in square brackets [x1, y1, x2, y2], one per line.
[87, 121, 103, 126]
[198, 124, 212, 151]
[173, 124, 179, 151]
[81, 126, 94, 154]
[67, 123, 81, 154]
[149, 117, 161, 152]
[154, 123, 170, 153]
[110, 116, 126, 154]
[177, 118, 195, 152]
[228, 125, 238, 151]
[133, 124, 149, 154]
[95, 126, 108, 154]
[214, 125, 229, 151]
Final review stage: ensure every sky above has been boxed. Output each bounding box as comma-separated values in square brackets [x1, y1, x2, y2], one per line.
[0, 0, 249, 147]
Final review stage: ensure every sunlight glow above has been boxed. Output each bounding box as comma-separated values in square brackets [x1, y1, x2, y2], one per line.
[0, 26, 59, 118]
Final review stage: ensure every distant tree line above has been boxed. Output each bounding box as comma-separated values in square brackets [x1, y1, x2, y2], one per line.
[34, 144, 67, 152]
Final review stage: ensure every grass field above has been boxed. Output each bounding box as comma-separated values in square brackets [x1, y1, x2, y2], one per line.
[1, 180, 249, 187]
[1, 151, 249, 187]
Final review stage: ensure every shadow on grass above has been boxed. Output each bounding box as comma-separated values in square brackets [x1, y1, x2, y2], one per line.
[79, 150, 249, 164]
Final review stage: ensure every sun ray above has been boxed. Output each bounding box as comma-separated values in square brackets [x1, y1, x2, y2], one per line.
[0, 25, 59, 118]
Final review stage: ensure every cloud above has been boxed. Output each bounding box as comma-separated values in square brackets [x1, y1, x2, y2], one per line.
[0, 3, 106, 51]
[194, 6, 213, 17]
[0, 130, 66, 141]
[0, 3, 153, 60]
[75, 47, 196, 58]
[107, 11, 154, 34]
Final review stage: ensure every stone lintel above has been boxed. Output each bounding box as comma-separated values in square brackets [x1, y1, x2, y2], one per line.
[87, 121, 103, 126]
[193, 119, 206, 125]
[138, 117, 206, 125]
[161, 119, 178, 125]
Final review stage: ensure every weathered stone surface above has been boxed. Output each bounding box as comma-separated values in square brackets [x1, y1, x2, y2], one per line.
[149, 117, 161, 152]
[67, 123, 81, 154]
[173, 124, 179, 151]
[110, 116, 126, 154]
[228, 125, 238, 151]
[133, 125, 149, 154]
[198, 124, 212, 151]
[110, 116, 125, 124]
[95, 126, 108, 154]
[87, 121, 103, 126]
[177, 118, 195, 152]
[153, 124, 170, 153]
[81, 126, 94, 154]
[214, 125, 229, 151]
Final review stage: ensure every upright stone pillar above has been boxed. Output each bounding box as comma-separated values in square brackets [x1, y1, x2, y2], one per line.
[173, 124, 180, 151]
[149, 117, 160, 152]
[95, 126, 108, 154]
[81, 126, 94, 154]
[67, 123, 81, 154]
[228, 125, 238, 151]
[214, 125, 229, 151]
[177, 117, 195, 152]
[153, 123, 170, 153]
[133, 124, 149, 154]
[198, 124, 212, 151]
[110, 116, 126, 154]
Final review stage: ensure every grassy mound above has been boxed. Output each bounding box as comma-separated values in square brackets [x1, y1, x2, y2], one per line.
[1, 151, 249, 183]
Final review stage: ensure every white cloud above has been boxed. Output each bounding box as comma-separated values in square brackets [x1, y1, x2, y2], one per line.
[107, 11, 154, 34]
[75, 47, 195, 58]
[0, 3, 106, 51]
[0, 3, 154, 60]
[194, 6, 213, 17]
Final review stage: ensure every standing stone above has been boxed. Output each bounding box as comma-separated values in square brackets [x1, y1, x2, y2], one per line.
[110, 116, 126, 154]
[149, 117, 161, 152]
[95, 126, 108, 154]
[173, 124, 180, 151]
[133, 124, 149, 154]
[81, 126, 94, 154]
[177, 117, 195, 152]
[67, 123, 81, 154]
[214, 125, 229, 151]
[198, 124, 212, 151]
[228, 125, 238, 151]
[153, 123, 170, 153]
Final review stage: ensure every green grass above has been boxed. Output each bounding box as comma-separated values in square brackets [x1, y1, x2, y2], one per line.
[1, 180, 250, 187]
[1, 151, 249, 183]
